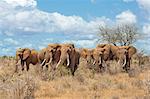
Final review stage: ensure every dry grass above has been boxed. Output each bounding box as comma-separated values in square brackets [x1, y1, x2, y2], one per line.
[0, 56, 150, 99]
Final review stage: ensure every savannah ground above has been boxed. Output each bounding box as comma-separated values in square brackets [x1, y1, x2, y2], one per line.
[0, 56, 150, 99]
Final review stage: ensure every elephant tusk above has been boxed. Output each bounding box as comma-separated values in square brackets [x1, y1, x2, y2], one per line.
[93, 60, 96, 65]
[56, 60, 61, 69]
[67, 54, 70, 67]
[98, 56, 102, 65]
[118, 59, 121, 65]
[45, 58, 53, 66]
[122, 58, 127, 67]
[41, 59, 46, 66]
[49, 58, 53, 64]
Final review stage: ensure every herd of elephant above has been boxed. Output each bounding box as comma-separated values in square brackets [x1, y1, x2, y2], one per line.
[15, 43, 137, 76]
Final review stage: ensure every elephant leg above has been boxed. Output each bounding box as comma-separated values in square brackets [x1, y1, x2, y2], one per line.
[72, 65, 78, 76]
[126, 59, 131, 72]
[15, 64, 18, 72]
[99, 64, 104, 72]
[70, 66, 75, 76]
[15, 60, 19, 72]
[21, 60, 25, 71]
[123, 58, 130, 72]
[103, 61, 108, 72]
[68, 61, 75, 76]
[70, 60, 77, 76]
[74, 65, 78, 73]
[26, 61, 30, 71]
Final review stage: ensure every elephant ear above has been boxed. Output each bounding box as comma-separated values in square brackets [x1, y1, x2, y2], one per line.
[16, 52, 20, 62]
[23, 48, 31, 60]
[127, 46, 137, 58]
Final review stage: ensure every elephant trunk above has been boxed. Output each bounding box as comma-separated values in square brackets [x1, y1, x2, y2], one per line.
[45, 57, 53, 66]
[87, 56, 92, 63]
[93, 56, 102, 65]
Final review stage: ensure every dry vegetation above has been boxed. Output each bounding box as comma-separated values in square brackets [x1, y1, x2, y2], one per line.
[0, 56, 150, 99]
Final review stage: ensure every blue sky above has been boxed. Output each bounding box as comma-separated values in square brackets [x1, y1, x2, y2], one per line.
[0, 0, 150, 56]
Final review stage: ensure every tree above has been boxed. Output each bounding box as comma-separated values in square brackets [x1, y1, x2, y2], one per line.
[98, 24, 139, 46]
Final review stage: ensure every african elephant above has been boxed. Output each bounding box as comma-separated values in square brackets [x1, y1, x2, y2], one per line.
[92, 48, 106, 71]
[114, 48, 128, 69]
[38, 44, 60, 70]
[95, 44, 131, 72]
[55, 44, 80, 76]
[101, 44, 137, 71]
[15, 48, 39, 72]
[96, 44, 111, 61]
[80, 48, 94, 66]
[118, 46, 137, 71]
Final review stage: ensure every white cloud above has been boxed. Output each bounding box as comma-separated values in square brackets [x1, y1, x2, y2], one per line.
[0, 0, 110, 36]
[38, 46, 45, 50]
[22, 43, 33, 48]
[136, 0, 150, 21]
[143, 23, 150, 34]
[123, 0, 134, 2]
[136, 0, 150, 13]
[2, 48, 11, 53]
[4, 31, 14, 36]
[91, 0, 96, 3]
[3, 0, 37, 7]
[116, 10, 137, 24]
[4, 38, 19, 45]
[63, 39, 98, 48]
[123, 0, 150, 18]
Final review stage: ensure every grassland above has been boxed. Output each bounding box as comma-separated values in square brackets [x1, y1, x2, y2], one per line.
[0, 56, 150, 99]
